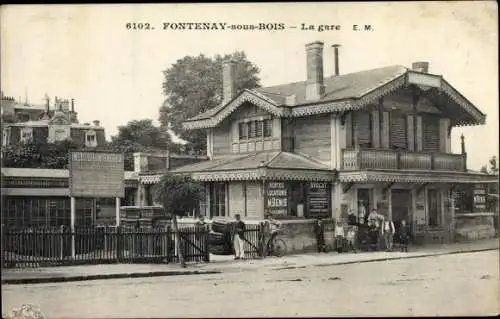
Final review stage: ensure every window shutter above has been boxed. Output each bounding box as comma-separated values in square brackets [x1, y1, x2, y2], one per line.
[422, 116, 440, 152]
[390, 114, 407, 149]
[256, 120, 263, 138]
[264, 119, 273, 137]
[353, 112, 371, 146]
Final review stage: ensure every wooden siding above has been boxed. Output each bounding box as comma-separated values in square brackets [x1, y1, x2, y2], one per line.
[246, 182, 262, 219]
[294, 114, 331, 162]
[212, 121, 231, 156]
[229, 182, 245, 217]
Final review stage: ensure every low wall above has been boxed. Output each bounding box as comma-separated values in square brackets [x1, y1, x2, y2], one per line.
[267, 219, 337, 254]
[454, 213, 496, 241]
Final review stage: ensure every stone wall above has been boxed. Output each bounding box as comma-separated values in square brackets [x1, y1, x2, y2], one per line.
[278, 219, 336, 253]
[454, 213, 496, 241]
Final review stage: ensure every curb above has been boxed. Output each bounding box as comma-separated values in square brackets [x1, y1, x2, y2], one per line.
[294, 247, 500, 269]
[1, 269, 222, 285]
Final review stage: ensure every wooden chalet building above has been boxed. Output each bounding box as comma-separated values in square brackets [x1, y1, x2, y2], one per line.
[137, 41, 497, 243]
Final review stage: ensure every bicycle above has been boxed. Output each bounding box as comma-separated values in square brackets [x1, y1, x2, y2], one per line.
[262, 228, 287, 257]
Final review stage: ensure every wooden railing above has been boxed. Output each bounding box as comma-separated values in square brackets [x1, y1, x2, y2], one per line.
[341, 148, 467, 172]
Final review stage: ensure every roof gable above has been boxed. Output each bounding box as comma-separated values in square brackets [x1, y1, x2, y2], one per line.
[184, 65, 486, 129]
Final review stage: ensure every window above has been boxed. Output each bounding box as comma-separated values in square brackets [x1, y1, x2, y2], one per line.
[428, 189, 441, 227]
[239, 119, 273, 140]
[211, 183, 226, 217]
[263, 119, 273, 137]
[85, 130, 97, 147]
[390, 113, 408, 150]
[352, 112, 372, 148]
[238, 122, 248, 140]
[2, 127, 10, 146]
[20, 127, 33, 144]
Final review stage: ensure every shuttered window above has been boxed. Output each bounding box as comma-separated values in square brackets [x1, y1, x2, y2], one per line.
[352, 112, 372, 148]
[390, 113, 407, 150]
[422, 116, 440, 152]
[239, 122, 248, 140]
[239, 119, 273, 140]
[263, 119, 273, 137]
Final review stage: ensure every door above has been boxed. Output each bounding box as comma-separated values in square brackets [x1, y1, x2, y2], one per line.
[391, 189, 412, 236]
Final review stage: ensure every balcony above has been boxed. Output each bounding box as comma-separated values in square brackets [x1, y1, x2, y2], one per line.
[341, 149, 467, 172]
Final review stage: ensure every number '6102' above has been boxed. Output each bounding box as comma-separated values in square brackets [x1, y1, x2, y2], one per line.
[126, 23, 152, 30]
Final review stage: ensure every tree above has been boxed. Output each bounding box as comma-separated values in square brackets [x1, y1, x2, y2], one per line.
[160, 51, 261, 154]
[107, 119, 184, 170]
[153, 173, 203, 267]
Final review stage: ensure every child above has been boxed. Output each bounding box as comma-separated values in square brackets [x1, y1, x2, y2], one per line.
[399, 220, 410, 252]
[334, 220, 345, 253]
[346, 226, 358, 253]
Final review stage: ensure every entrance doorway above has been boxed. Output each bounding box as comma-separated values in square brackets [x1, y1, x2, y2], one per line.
[391, 189, 412, 237]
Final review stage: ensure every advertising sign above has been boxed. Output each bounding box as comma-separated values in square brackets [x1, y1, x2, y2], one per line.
[473, 185, 486, 212]
[307, 182, 330, 219]
[69, 151, 125, 198]
[266, 181, 288, 216]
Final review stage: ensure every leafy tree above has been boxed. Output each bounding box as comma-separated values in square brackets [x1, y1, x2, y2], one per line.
[107, 119, 184, 170]
[153, 173, 203, 267]
[160, 51, 261, 154]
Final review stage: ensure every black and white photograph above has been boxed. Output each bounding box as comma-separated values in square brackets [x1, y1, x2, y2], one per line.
[1, 2, 499, 318]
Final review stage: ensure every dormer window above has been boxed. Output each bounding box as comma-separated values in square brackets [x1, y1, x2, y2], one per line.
[85, 130, 97, 147]
[20, 127, 33, 144]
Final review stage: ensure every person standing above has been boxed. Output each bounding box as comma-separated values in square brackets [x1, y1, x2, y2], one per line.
[382, 217, 396, 251]
[315, 219, 326, 253]
[334, 220, 345, 253]
[398, 219, 410, 252]
[232, 214, 246, 260]
[367, 209, 380, 251]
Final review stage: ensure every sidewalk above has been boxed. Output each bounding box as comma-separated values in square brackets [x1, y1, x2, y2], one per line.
[2, 238, 498, 285]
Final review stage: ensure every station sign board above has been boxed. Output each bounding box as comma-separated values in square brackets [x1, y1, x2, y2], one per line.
[69, 151, 124, 198]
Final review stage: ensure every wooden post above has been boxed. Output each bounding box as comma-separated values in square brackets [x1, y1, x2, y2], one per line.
[70, 197, 76, 259]
[116, 197, 121, 227]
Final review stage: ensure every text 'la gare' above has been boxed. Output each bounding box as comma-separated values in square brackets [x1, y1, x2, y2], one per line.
[300, 24, 373, 32]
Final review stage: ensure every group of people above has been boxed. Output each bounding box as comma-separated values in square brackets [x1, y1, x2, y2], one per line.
[340, 207, 410, 253]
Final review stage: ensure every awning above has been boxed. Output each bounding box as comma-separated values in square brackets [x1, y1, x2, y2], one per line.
[140, 151, 335, 184]
[339, 170, 498, 184]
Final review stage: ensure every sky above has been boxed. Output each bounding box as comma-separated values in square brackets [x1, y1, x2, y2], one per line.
[1, 2, 498, 170]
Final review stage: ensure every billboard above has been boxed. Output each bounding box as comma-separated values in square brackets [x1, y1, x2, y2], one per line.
[69, 151, 125, 198]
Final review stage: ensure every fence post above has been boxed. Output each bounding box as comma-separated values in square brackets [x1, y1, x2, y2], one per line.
[258, 222, 265, 258]
[116, 226, 122, 263]
[60, 225, 65, 261]
[203, 225, 210, 263]
[166, 225, 171, 264]
[1, 224, 5, 268]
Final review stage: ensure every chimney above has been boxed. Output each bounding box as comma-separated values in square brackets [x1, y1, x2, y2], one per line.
[71, 98, 75, 112]
[305, 41, 325, 101]
[44, 94, 50, 113]
[93, 120, 100, 127]
[332, 44, 341, 76]
[412, 61, 429, 73]
[222, 59, 237, 104]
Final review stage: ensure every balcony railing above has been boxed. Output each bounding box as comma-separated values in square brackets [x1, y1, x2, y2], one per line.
[341, 148, 467, 172]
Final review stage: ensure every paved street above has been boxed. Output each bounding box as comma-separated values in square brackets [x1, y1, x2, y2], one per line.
[2, 250, 498, 318]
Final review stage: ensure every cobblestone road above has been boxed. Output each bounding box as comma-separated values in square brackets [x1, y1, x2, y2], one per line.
[2, 251, 499, 317]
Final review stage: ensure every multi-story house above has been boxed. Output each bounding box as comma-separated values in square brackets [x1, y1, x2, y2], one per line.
[137, 41, 496, 243]
[1, 94, 130, 227]
[2, 94, 103, 148]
